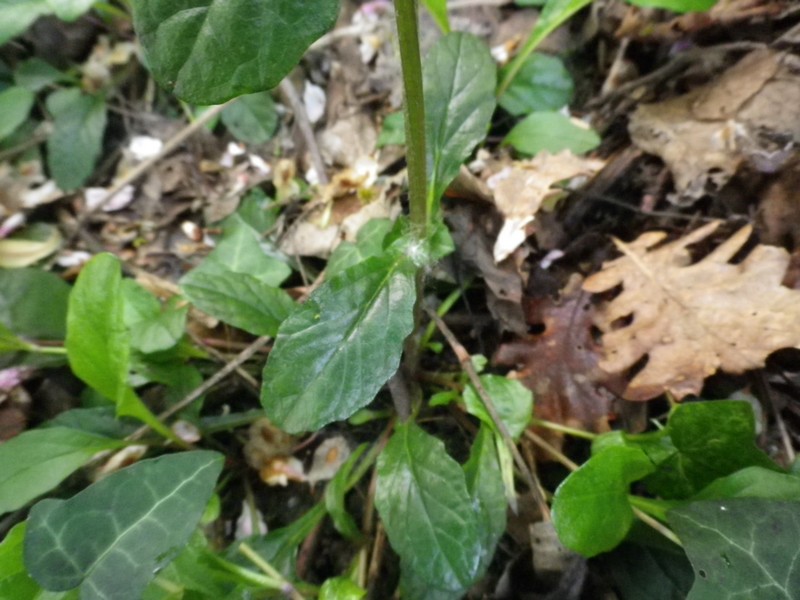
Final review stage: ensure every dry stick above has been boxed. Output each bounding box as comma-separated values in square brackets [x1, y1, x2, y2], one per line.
[426, 308, 550, 520]
[70, 101, 233, 239]
[277, 78, 329, 186]
[127, 335, 271, 442]
[756, 372, 796, 464]
[187, 330, 260, 395]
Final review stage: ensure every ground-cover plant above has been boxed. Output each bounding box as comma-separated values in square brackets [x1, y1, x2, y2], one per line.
[2, 0, 800, 598]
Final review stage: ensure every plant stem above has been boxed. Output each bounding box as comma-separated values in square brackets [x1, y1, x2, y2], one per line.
[529, 417, 597, 441]
[393, 0, 428, 235]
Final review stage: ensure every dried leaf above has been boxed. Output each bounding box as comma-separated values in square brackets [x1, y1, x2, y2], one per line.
[584, 221, 800, 400]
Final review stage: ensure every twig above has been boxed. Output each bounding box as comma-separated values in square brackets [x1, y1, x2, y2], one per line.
[239, 542, 305, 600]
[187, 331, 260, 394]
[69, 101, 233, 238]
[426, 308, 550, 519]
[277, 79, 329, 185]
[127, 335, 271, 442]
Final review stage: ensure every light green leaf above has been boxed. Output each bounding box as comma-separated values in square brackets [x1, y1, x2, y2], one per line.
[552, 446, 656, 557]
[375, 423, 482, 594]
[692, 467, 800, 502]
[421, 0, 449, 33]
[66, 253, 174, 439]
[425, 32, 496, 207]
[121, 281, 187, 354]
[499, 53, 573, 116]
[0, 322, 33, 352]
[221, 92, 278, 144]
[130, 0, 339, 104]
[376, 112, 405, 148]
[326, 218, 394, 279]
[14, 58, 69, 92]
[46, 89, 107, 191]
[463, 374, 533, 440]
[0, 523, 40, 600]
[463, 425, 506, 577]
[0, 427, 124, 515]
[324, 444, 368, 540]
[24, 451, 224, 600]
[0, 86, 34, 140]
[261, 254, 416, 433]
[0, 267, 70, 340]
[0, 0, 49, 46]
[504, 111, 599, 156]
[627, 0, 716, 12]
[668, 499, 800, 599]
[47, 0, 97, 21]
[208, 221, 291, 286]
[319, 577, 366, 600]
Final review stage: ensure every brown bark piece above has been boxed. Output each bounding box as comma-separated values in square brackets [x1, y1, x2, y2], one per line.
[584, 221, 800, 400]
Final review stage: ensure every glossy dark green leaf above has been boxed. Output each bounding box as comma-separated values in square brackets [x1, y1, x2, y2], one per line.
[376, 423, 482, 594]
[0, 86, 34, 140]
[66, 253, 174, 439]
[552, 446, 656, 557]
[130, 0, 339, 104]
[207, 220, 291, 286]
[46, 407, 139, 439]
[46, 89, 107, 191]
[326, 218, 394, 279]
[504, 111, 599, 156]
[25, 451, 224, 600]
[261, 254, 416, 433]
[425, 32, 496, 206]
[668, 499, 800, 599]
[499, 53, 573, 117]
[221, 92, 278, 145]
[463, 374, 533, 440]
[0, 427, 125, 515]
[463, 425, 506, 576]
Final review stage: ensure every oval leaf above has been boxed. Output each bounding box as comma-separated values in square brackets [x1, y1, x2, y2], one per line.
[24, 451, 224, 599]
[425, 32, 496, 205]
[375, 423, 482, 593]
[0, 86, 34, 140]
[131, 0, 340, 104]
[499, 53, 573, 117]
[504, 111, 599, 156]
[463, 374, 533, 440]
[552, 446, 656, 557]
[261, 255, 416, 433]
[222, 92, 278, 144]
[0, 427, 124, 515]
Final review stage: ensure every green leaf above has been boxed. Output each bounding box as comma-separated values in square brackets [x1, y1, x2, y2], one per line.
[326, 218, 394, 279]
[462, 374, 533, 440]
[25, 451, 224, 600]
[0, 427, 124, 515]
[0, 86, 34, 140]
[130, 0, 339, 104]
[319, 577, 366, 600]
[504, 111, 599, 156]
[324, 444, 368, 540]
[229, 187, 279, 234]
[14, 58, 69, 92]
[121, 281, 187, 354]
[211, 220, 291, 286]
[376, 112, 405, 148]
[668, 499, 800, 599]
[47, 0, 97, 21]
[552, 446, 656, 557]
[425, 32, 496, 207]
[46, 89, 107, 191]
[46, 407, 139, 439]
[692, 466, 800, 502]
[261, 253, 416, 433]
[0, 523, 40, 600]
[221, 92, 278, 144]
[375, 423, 482, 594]
[0, 267, 69, 340]
[421, 0, 449, 33]
[499, 53, 573, 117]
[0, 0, 48, 46]
[463, 425, 507, 577]
[66, 253, 174, 439]
[0, 322, 33, 352]
[627, 0, 716, 12]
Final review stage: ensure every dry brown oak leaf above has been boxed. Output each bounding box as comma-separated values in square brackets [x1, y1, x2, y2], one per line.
[583, 220, 800, 401]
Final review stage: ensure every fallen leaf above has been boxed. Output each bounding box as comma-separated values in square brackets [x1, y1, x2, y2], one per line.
[584, 221, 800, 401]
[0, 223, 62, 268]
[307, 436, 351, 486]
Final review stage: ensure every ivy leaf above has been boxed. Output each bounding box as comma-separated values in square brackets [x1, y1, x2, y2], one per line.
[692, 466, 800, 502]
[0, 86, 34, 140]
[498, 53, 573, 117]
[66, 253, 175, 440]
[552, 446, 656, 557]
[0, 427, 125, 515]
[668, 499, 800, 599]
[425, 32, 496, 207]
[261, 254, 416, 433]
[24, 451, 224, 600]
[46, 89, 107, 191]
[221, 92, 278, 145]
[375, 423, 482, 594]
[504, 111, 599, 156]
[130, 0, 339, 104]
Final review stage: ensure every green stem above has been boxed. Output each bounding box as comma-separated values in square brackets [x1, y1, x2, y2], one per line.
[529, 417, 597, 440]
[420, 282, 469, 350]
[393, 0, 428, 234]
